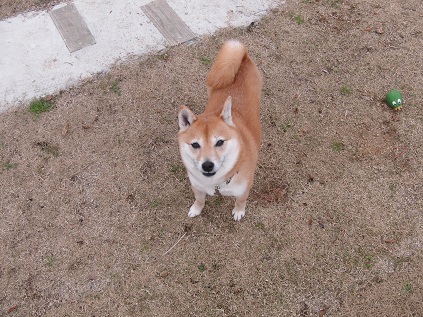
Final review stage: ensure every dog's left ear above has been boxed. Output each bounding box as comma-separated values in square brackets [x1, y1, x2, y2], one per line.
[221, 96, 234, 126]
[178, 105, 197, 131]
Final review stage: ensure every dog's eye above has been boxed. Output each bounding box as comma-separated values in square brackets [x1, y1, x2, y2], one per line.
[191, 142, 200, 149]
[215, 140, 225, 147]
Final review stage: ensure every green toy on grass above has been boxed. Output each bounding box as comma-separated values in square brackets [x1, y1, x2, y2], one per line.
[386, 90, 403, 110]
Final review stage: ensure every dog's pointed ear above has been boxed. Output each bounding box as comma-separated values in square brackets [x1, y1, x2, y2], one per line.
[178, 106, 197, 131]
[220, 96, 234, 126]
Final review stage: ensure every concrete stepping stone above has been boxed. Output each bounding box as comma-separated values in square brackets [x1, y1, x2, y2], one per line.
[142, 0, 196, 46]
[49, 3, 96, 53]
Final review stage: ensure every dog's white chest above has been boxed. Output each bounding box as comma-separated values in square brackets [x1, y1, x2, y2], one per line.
[214, 179, 244, 197]
[189, 173, 246, 197]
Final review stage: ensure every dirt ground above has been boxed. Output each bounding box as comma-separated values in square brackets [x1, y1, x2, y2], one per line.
[0, 0, 60, 20]
[1, 0, 422, 316]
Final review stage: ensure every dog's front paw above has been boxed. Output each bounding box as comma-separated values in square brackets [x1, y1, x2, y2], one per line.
[232, 208, 245, 221]
[188, 205, 202, 218]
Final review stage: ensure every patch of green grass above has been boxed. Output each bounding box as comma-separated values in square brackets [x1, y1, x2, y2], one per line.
[255, 222, 265, 230]
[331, 142, 345, 152]
[200, 56, 212, 66]
[170, 163, 186, 181]
[197, 263, 206, 272]
[2, 161, 17, 171]
[294, 15, 305, 25]
[170, 163, 185, 174]
[46, 255, 54, 267]
[140, 243, 149, 254]
[394, 256, 412, 267]
[401, 283, 412, 294]
[340, 85, 352, 95]
[37, 141, 59, 157]
[86, 293, 101, 301]
[314, 251, 324, 262]
[344, 249, 380, 270]
[114, 135, 125, 146]
[157, 52, 170, 61]
[207, 195, 224, 208]
[109, 81, 121, 96]
[327, 0, 343, 7]
[363, 254, 374, 269]
[29, 97, 54, 116]
[341, 251, 361, 269]
[150, 199, 162, 208]
[281, 122, 292, 132]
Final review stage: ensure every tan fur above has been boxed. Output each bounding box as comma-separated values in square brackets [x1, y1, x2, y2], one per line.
[178, 40, 262, 220]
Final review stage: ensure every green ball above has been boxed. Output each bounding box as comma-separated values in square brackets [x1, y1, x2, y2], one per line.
[386, 90, 403, 109]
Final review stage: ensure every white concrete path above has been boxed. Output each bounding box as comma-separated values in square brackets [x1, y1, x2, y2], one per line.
[0, 0, 279, 111]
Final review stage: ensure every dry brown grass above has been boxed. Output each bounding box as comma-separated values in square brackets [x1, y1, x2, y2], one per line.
[0, 0, 60, 20]
[1, 0, 422, 316]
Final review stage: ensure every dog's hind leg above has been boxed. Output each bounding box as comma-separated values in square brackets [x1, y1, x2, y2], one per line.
[188, 187, 206, 218]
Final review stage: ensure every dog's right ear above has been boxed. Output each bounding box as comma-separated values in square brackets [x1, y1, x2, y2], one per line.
[178, 106, 197, 131]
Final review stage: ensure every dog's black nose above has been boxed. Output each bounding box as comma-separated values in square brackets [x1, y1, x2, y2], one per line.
[202, 161, 214, 172]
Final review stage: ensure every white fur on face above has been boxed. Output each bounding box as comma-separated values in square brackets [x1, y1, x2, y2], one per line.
[209, 136, 240, 178]
[179, 136, 240, 185]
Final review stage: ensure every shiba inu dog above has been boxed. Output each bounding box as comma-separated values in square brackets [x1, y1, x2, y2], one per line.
[178, 40, 262, 221]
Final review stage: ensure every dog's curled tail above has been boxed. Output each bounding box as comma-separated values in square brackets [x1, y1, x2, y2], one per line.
[206, 40, 247, 89]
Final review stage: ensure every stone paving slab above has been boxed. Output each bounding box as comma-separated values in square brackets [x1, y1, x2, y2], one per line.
[50, 3, 96, 53]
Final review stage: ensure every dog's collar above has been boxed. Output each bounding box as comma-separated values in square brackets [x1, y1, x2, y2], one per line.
[214, 171, 239, 196]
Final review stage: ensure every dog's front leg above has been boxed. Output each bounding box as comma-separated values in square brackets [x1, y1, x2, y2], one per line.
[232, 190, 250, 221]
[188, 187, 206, 218]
